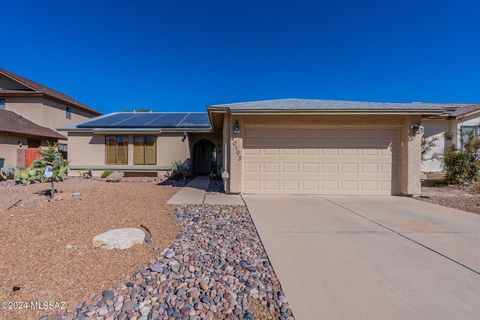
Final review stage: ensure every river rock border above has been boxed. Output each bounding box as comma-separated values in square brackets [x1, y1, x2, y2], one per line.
[63, 204, 294, 319]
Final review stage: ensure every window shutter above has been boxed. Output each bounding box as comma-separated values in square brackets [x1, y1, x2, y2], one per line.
[105, 136, 116, 164]
[133, 136, 145, 165]
[144, 136, 156, 165]
[116, 136, 128, 164]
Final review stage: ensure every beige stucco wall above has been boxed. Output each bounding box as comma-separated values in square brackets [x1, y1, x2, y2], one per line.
[156, 133, 191, 167]
[0, 134, 27, 167]
[68, 132, 106, 168]
[67, 132, 192, 176]
[224, 114, 423, 195]
[4, 97, 95, 137]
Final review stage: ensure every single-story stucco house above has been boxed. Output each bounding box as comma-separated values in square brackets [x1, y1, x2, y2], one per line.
[60, 99, 456, 196]
[422, 104, 480, 175]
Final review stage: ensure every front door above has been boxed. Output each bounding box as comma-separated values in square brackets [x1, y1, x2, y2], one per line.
[195, 140, 215, 174]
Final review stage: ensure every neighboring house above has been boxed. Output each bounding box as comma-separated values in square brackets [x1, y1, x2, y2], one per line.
[0, 67, 100, 167]
[61, 99, 453, 196]
[422, 104, 480, 175]
[0, 109, 66, 168]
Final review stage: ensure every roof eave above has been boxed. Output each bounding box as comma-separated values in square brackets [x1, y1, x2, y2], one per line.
[61, 127, 213, 134]
[227, 109, 449, 115]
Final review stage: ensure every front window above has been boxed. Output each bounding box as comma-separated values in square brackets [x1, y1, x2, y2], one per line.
[105, 136, 128, 165]
[0, 99, 5, 109]
[66, 106, 72, 119]
[133, 136, 156, 165]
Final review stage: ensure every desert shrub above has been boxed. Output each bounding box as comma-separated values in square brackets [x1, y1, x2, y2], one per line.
[443, 131, 480, 184]
[101, 170, 113, 178]
[15, 144, 69, 186]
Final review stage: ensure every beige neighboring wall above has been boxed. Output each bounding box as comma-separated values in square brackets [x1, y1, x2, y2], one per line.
[4, 97, 95, 137]
[224, 114, 423, 196]
[0, 134, 27, 167]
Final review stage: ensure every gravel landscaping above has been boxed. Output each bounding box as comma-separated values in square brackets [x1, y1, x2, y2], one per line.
[0, 180, 180, 320]
[64, 204, 294, 320]
[418, 182, 480, 214]
[206, 179, 224, 194]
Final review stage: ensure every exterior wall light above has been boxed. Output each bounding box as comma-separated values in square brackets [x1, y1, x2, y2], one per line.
[233, 120, 240, 134]
[18, 141, 23, 148]
[412, 121, 424, 135]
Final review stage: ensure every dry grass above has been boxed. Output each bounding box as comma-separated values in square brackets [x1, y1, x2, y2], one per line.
[0, 179, 181, 320]
[419, 182, 480, 214]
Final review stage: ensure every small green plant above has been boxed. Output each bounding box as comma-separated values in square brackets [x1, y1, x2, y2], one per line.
[443, 131, 480, 184]
[15, 144, 69, 195]
[167, 160, 189, 180]
[101, 170, 113, 179]
[79, 169, 93, 179]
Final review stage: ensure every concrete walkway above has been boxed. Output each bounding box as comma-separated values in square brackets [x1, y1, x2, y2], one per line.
[244, 195, 480, 320]
[167, 176, 244, 205]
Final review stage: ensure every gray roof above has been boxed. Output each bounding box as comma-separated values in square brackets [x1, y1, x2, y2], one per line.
[449, 104, 480, 118]
[0, 67, 101, 116]
[62, 112, 211, 131]
[208, 98, 453, 113]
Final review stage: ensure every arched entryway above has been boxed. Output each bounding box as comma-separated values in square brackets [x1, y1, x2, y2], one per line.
[193, 139, 217, 175]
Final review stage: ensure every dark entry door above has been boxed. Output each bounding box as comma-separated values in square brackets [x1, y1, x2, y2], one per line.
[195, 140, 215, 174]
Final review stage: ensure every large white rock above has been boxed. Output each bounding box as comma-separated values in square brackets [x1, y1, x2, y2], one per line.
[92, 228, 145, 249]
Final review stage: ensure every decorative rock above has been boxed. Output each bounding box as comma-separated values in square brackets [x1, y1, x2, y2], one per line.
[200, 280, 208, 291]
[164, 249, 175, 259]
[189, 289, 200, 299]
[149, 263, 163, 273]
[106, 171, 122, 182]
[102, 290, 114, 302]
[92, 228, 145, 249]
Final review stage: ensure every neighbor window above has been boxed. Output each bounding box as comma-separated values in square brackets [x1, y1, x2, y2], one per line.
[66, 106, 72, 119]
[133, 136, 156, 165]
[461, 126, 478, 148]
[0, 99, 5, 109]
[105, 136, 128, 164]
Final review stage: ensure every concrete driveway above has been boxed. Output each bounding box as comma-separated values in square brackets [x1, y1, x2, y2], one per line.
[244, 195, 480, 320]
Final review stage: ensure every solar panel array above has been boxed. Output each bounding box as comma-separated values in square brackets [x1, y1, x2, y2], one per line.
[77, 112, 211, 129]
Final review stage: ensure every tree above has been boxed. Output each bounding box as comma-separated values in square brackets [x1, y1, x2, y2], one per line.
[133, 107, 152, 112]
[421, 136, 439, 162]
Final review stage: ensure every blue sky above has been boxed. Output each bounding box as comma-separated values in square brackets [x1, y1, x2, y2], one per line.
[1, 0, 479, 113]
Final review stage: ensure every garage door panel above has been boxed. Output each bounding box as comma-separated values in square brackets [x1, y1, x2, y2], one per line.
[243, 128, 398, 195]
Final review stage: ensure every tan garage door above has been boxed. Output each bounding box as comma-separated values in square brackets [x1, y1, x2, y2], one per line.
[242, 127, 399, 195]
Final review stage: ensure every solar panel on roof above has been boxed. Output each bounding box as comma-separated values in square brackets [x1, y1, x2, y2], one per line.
[77, 112, 211, 129]
[77, 113, 134, 128]
[113, 113, 164, 127]
[178, 113, 210, 127]
[146, 113, 189, 127]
